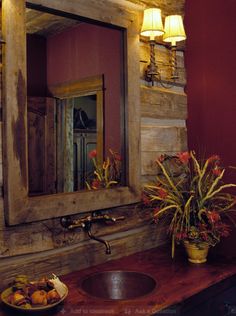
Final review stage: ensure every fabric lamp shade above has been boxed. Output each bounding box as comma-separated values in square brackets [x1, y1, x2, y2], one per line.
[141, 8, 164, 40]
[163, 15, 186, 46]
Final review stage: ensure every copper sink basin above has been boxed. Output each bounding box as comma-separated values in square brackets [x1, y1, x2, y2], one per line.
[80, 271, 157, 300]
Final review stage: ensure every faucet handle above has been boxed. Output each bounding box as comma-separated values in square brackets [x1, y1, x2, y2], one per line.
[60, 216, 86, 229]
[60, 216, 73, 228]
[91, 214, 125, 223]
[110, 216, 125, 222]
[61, 214, 125, 229]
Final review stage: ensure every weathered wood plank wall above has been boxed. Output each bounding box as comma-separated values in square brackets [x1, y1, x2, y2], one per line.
[140, 41, 187, 184]
[0, 0, 186, 290]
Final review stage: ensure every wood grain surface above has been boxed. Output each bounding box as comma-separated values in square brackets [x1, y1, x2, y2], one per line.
[1, 245, 236, 316]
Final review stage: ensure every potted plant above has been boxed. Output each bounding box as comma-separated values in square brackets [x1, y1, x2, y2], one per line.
[142, 151, 236, 263]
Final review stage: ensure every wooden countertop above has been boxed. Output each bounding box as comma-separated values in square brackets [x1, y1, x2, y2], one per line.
[1, 245, 236, 316]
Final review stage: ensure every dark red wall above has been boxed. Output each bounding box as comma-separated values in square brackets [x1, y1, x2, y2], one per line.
[47, 23, 123, 155]
[27, 34, 47, 96]
[185, 0, 236, 183]
[27, 23, 122, 155]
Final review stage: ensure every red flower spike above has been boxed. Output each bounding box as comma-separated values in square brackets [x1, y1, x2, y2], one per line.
[200, 232, 208, 241]
[176, 151, 191, 164]
[114, 153, 122, 161]
[142, 193, 151, 206]
[109, 149, 122, 161]
[175, 233, 181, 240]
[153, 207, 160, 217]
[212, 167, 221, 176]
[198, 223, 207, 229]
[91, 179, 100, 189]
[158, 188, 168, 199]
[88, 149, 97, 159]
[207, 210, 221, 223]
[175, 232, 187, 240]
[158, 155, 165, 163]
[208, 155, 220, 164]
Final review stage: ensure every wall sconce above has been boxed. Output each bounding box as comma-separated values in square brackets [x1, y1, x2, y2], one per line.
[141, 8, 186, 87]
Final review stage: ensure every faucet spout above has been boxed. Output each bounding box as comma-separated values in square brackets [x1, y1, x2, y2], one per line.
[60, 213, 125, 255]
[87, 229, 111, 255]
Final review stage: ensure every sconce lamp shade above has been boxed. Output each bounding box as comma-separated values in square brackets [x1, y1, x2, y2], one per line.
[141, 8, 164, 40]
[163, 15, 186, 46]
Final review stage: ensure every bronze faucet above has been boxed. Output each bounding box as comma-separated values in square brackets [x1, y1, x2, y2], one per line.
[60, 213, 125, 254]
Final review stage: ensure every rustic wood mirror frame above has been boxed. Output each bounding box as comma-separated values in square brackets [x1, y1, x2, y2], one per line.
[2, 0, 141, 225]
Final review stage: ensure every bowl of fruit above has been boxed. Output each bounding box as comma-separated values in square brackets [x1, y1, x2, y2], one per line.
[1, 274, 68, 311]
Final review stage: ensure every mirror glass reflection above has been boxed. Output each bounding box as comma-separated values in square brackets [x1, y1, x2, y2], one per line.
[26, 7, 125, 196]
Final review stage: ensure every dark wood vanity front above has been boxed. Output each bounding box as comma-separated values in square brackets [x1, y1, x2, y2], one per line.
[1, 245, 236, 316]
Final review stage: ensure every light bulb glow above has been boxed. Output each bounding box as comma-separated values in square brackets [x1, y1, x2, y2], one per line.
[141, 8, 164, 40]
[163, 15, 186, 46]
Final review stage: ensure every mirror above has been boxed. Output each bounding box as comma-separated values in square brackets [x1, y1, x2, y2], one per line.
[2, 0, 140, 225]
[26, 8, 124, 195]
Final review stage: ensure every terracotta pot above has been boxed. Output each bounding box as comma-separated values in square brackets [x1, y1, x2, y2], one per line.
[183, 241, 209, 264]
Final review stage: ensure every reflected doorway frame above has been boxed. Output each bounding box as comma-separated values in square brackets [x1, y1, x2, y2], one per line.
[49, 75, 104, 192]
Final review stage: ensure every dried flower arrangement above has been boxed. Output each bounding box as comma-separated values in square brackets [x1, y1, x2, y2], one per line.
[143, 151, 236, 257]
[86, 149, 122, 190]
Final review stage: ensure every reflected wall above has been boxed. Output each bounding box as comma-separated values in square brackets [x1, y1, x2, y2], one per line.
[27, 19, 124, 195]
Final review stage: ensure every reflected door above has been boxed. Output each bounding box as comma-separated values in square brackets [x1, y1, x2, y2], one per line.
[28, 97, 56, 196]
[73, 132, 96, 190]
